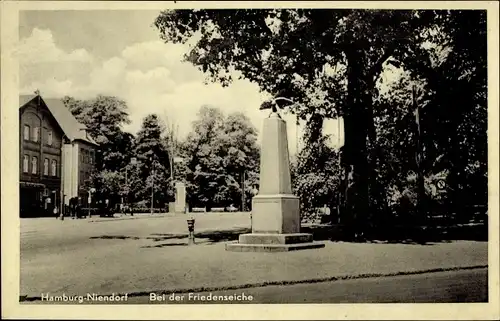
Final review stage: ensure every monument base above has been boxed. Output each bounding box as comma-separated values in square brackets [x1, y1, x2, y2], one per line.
[251, 194, 300, 234]
[225, 233, 325, 252]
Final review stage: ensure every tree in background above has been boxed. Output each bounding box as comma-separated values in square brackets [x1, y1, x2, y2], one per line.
[63, 95, 133, 206]
[291, 117, 341, 223]
[183, 105, 260, 211]
[403, 10, 487, 223]
[183, 105, 225, 209]
[220, 112, 260, 211]
[372, 10, 487, 225]
[155, 9, 487, 236]
[62, 95, 133, 171]
[162, 113, 181, 191]
[128, 114, 172, 208]
[154, 9, 427, 237]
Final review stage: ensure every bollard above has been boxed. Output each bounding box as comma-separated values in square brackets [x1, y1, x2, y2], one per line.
[187, 217, 195, 245]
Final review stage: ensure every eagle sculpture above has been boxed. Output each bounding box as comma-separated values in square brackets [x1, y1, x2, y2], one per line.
[259, 97, 292, 118]
[259, 100, 278, 113]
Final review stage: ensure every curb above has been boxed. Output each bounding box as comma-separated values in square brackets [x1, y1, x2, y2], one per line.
[19, 265, 488, 302]
[88, 212, 249, 223]
[88, 214, 174, 223]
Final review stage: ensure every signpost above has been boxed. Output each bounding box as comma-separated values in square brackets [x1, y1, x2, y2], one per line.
[413, 84, 426, 223]
[436, 179, 446, 190]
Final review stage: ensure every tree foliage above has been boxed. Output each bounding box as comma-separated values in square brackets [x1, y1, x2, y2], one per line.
[373, 10, 487, 223]
[291, 125, 341, 222]
[183, 105, 260, 210]
[63, 95, 134, 205]
[128, 114, 172, 207]
[155, 9, 487, 232]
[154, 9, 422, 232]
[62, 95, 133, 172]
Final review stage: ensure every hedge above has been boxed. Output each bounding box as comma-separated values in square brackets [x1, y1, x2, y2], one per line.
[125, 207, 168, 214]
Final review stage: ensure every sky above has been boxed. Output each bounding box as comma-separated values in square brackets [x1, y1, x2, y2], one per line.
[18, 10, 352, 155]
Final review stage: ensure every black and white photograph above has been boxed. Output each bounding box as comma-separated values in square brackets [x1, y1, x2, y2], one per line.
[1, 1, 499, 320]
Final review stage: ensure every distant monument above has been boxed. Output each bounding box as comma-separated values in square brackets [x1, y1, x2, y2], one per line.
[174, 182, 186, 213]
[226, 104, 325, 252]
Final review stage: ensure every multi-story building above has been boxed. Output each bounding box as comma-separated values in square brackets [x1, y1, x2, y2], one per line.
[19, 94, 98, 217]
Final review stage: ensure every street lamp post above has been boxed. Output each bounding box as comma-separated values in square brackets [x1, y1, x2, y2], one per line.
[413, 84, 426, 223]
[251, 184, 258, 226]
[296, 116, 300, 157]
[60, 134, 67, 219]
[241, 170, 246, 212]
[150, 156, 156, 215]
[337, 118, 342, 224]
[123, 157, 137, 209]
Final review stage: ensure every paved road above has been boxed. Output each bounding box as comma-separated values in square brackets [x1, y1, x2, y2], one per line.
[127, 268, 489, 304]
[26, 268, 487, 304]
[21, 212, 251, 254]
[19, 214, 488, 300]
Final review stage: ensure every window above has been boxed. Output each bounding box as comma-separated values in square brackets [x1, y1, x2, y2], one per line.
[90, 151, 94, 164]
[43, 158, 49, 175]
[23, 125, 30, 140]
[51, 160, 57, 176]
[33, 127, 40, 142]
[31, 156, 38, 174]
[47, 131, 53, 146]
[23, 155, 29, 173]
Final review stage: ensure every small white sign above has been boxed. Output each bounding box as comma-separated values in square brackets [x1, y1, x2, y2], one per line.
[437, 179, 446, 190]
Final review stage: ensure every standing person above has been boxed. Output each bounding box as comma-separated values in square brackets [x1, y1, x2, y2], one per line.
[69, 198, 75, 219]
[99, 200, 104, 217]
[76, 197, 82, 219]
[45, 197, 52, 217]
[53, 205, 59, 219]
[105, 199, 110, 216]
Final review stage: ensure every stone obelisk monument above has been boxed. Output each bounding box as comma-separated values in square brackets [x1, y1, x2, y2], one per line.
[226, 111, 325, 252]
[174, 182, 186, 213]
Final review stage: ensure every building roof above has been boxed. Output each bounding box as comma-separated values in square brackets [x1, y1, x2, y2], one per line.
[19, 95, 98, 146]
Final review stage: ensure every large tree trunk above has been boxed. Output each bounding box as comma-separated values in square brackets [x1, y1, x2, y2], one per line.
[339, 48, 372, 241]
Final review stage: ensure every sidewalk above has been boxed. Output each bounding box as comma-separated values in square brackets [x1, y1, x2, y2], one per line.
[20, 211, 211, 225]
[88, 211, 227, 222]
[20, 238, 487, 299]
[88, 212, 174, 223]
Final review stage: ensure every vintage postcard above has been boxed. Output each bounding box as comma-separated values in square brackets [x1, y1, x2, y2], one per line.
[1, 1, 499, 320]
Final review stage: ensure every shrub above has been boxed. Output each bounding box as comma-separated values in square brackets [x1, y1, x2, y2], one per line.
[80, 208, 100, 216]
[128, 207, 168, 214]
